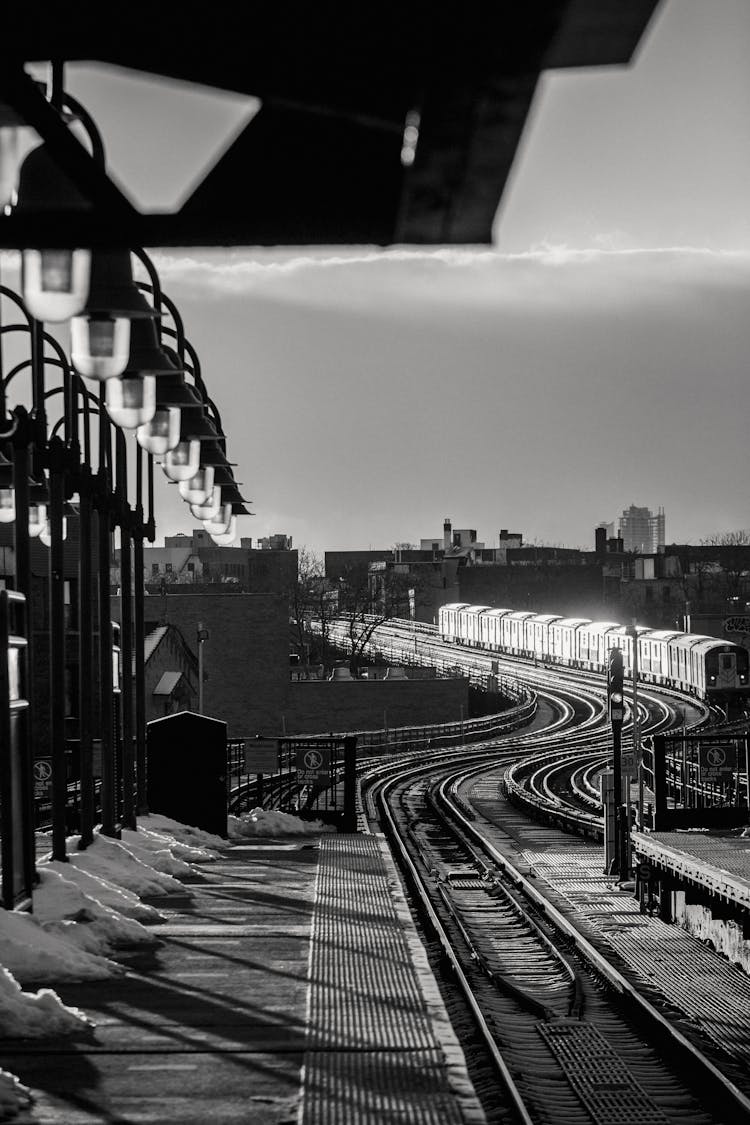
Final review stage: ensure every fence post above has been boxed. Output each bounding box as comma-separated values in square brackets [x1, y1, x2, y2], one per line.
[342, 736, 357, 831]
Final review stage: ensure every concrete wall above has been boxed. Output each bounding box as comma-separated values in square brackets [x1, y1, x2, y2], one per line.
[284, 677, 469, 735]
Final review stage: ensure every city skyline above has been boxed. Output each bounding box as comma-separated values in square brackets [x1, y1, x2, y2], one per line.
[4, 0, 750, 558]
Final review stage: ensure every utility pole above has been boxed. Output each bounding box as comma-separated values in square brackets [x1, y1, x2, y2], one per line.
[607, 647, 625, 875]
[630, 621, 642, 840]
[197, 623, 209, 714]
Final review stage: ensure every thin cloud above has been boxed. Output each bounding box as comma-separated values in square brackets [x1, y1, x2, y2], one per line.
[152, 245, 750, 319]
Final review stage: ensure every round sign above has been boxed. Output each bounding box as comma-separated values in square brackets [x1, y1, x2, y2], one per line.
[637, 862, 652, 882]
[706, 746, 727, 768]
[303, 749, 324, 771]
[33, 760, 52, 782]
[610, 692, 623, 704]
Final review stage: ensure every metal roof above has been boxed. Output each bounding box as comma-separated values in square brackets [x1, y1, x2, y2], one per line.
[0, 0, 659, 248]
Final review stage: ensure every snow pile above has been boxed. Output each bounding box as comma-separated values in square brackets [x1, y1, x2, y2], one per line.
[120, 828, 203, 880]
[64, 833, 189, 898]
[229, 808, 334, 838]
[0, 909, 124, 984]
[43, 860, 165, 924]
[139, 814, 226, 854]
[0, 1068, 32, 1118]
[33, 868, 160, 954]
[0, 964, 93, 1039]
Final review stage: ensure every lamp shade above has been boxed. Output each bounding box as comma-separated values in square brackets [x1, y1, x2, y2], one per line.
[76, 249, 155, 320]
[121, 317, 181, 377]
[105, 374, 157, 430]
[153, 372, 207, 411]
[70, 250, 158, 379]
[16, 143, 92, 322]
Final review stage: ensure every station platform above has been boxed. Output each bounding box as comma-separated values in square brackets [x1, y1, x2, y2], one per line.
[632, 827, 750, 911]
[0, 834, 487, 1125]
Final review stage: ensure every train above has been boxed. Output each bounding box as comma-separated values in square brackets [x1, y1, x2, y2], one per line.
[438, 603, 749, 700]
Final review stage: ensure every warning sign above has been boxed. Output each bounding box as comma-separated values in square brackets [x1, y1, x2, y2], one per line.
[33, 758, 52, 799]
[296, 745, 331, 786]
[699, 743, 736, 783]
[244, 739, 279, 775]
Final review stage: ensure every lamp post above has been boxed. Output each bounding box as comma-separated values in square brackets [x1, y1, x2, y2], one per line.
[4, 75, 250, 858]
[629, 621, 642, 839]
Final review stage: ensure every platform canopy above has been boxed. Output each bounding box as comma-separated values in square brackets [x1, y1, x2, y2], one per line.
[0, 0, 658, 248]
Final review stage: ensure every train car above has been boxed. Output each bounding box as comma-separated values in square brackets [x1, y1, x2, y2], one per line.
[502, 611, 535, 655]
[526, 614, 562, 662]
[479, 608, 512, 651]
[549, 618, 591, 664]
[575, 621, 619, 671]
[436, 602, 749, 701]
[637, 629, 682, 683]
[439, 603, 470, 642]
[605, 625, 650, 677]
[459, 605, 491, 647]
[696, 638, 749, 697]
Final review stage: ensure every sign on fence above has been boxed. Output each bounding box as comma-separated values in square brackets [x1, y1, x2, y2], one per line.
[244, 739, 279, 774]
[699, 743, 736, 783]
[33, 759, 52, 800]
[296, 743, 331, 786]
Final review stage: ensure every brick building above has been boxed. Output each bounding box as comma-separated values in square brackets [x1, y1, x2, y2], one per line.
[138, 590, 290, 737]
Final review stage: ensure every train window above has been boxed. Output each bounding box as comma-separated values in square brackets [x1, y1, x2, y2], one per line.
[721, 655, 734, 670]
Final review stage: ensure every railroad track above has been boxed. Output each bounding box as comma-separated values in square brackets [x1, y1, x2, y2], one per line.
[362, 744, 750, 1125]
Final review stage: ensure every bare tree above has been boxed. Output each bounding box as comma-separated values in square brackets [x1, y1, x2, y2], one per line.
[288, 547, 335, 677]
[337, 561, 427, 674]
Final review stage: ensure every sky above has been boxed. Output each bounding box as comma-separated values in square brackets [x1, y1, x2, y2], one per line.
[10, 0, 750, 556]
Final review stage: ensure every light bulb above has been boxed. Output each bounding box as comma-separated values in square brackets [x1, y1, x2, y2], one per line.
[136, 407, 181, 455]
[71, 314, 131, 380]
[39, 516, 68, 548]
[189, 486, 221, 521]
[22, 248, 91, 322]
[28, 502, 47, 538]
[209, 516, 237, 546]
[178, 465, 215, 505]
[202, 503, 233, 536]
[0, 487, 15, 523]
[163, 440, 201, 482]
[105, 375, 156, 430]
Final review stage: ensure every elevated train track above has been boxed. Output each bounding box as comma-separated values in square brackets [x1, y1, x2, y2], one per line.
[358, 742, 750, 1124]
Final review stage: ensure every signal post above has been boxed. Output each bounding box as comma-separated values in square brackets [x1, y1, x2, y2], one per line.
[605, 647, 626, 876]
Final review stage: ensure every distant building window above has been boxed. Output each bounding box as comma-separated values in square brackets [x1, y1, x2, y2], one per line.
[151, 563, 159, 575]
[187, 562, 195, 573]
[165, 563, 173, 574]
[662, 586, 671, 601]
